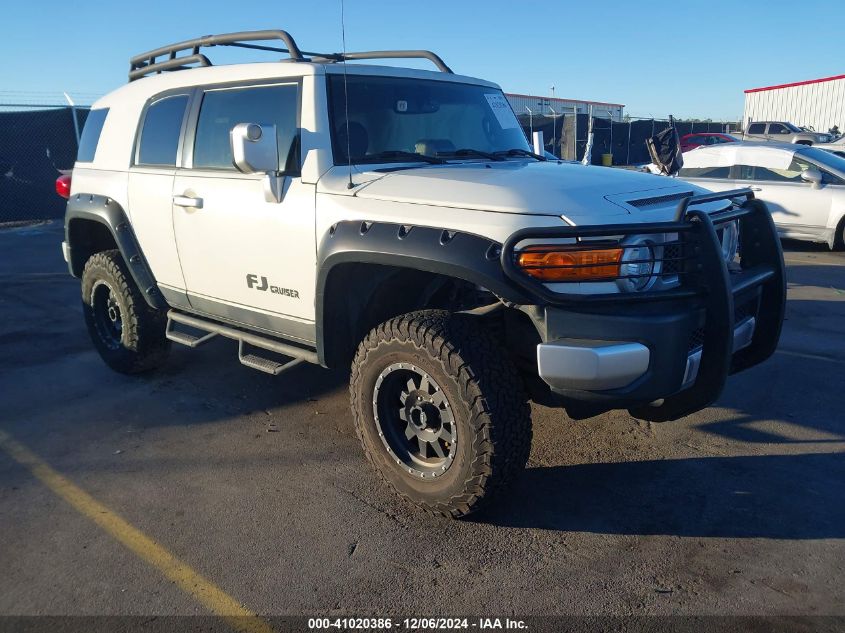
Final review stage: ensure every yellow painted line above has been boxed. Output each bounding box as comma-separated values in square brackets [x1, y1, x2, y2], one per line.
[0, 430, 274, 633]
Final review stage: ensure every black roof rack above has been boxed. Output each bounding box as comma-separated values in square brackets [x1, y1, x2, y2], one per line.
[128, 29, 453, 82]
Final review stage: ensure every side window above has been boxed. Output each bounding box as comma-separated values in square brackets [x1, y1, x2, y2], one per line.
[77, 108, 109, 163]
[735, 164, 755, 180]
[752, 156, 809, 182]
[678, 166, 730, 179]
[192, 84, 299, 172]
[768, 123, 789, 135]
[137, 95, 189, 166]
[747, 123, 765, 135]
[823, 170, 845, 185]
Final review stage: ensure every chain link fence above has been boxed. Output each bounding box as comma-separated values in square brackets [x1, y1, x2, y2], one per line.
[517, 113, 740, 165]
[1, 97, 92, 224]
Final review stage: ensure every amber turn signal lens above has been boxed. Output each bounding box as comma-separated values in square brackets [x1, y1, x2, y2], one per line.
[516, 245, 623, 281]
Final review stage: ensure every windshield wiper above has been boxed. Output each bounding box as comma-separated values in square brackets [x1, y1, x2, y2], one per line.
[492, 148, 547, 161]
[436, 148, 505, 161]
[359, 150, 445, 165]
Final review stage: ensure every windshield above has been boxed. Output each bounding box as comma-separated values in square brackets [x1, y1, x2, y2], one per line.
[785, 122, 802, 133]
[796, 146, 845, 173]
[327, 75, 529, 165]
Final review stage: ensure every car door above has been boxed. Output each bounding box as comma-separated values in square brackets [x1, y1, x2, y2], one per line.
[172, 81, 317, 344]
[735, 154, 833, 234]
[127, 92, 191, 295]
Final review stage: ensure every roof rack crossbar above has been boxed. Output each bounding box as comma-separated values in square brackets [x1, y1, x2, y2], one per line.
[311, 50, 453, 73]
[128, 30, 453, 81]
[129, 29, 304, 81]
[128, 54, 212, 81]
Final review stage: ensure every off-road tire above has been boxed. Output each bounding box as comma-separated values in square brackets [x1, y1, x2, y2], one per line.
[81, 250, 169, 374]
[350, 309, 532, 518]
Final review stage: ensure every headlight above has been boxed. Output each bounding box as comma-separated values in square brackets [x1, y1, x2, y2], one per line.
[618, 241, 655, 292]
[719, 220, 739, 263]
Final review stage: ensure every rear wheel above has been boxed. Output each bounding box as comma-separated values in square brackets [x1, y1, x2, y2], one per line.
[350, 310, 532, 518]
[81, 250, 169, 374]
[834, 217, 845, 251]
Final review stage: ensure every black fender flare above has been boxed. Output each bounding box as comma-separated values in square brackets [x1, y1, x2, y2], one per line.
[315, 220, 534, 365]
[64, 193, 167, 310]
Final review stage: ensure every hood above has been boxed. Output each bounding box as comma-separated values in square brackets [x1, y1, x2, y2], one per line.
[327, 161, 716, 224]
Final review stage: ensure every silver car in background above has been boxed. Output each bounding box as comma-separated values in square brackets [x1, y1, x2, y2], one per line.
[677, 143, 845, 249]
[743, 121, 832, 145]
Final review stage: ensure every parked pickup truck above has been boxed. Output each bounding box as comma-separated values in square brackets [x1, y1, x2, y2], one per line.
[743, 121, 832, 145]
[57, 28, 786, 518]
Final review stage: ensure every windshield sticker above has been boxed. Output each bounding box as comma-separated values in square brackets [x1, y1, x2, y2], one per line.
[484, 93, 519, 130]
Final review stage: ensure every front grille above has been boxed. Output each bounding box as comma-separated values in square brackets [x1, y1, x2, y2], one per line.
[662, 242, 683, 275]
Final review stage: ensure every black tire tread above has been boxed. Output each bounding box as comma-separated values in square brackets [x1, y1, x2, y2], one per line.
[350, 309, 531, 518]
[81, 250, 169, 374]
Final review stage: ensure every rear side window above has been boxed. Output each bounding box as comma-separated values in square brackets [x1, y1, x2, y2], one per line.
[679, 166, 731, 179]
[77, 108, 109, 163]
[137, 95, 189, 166]
[192, 84, 299, 171]
[747, 123, 765, 134]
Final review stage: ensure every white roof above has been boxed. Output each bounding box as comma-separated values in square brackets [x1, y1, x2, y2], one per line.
[682, 143, 795, 170]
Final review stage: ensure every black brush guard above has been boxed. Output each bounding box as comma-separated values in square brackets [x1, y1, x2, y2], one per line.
[500, 189, 786, 422]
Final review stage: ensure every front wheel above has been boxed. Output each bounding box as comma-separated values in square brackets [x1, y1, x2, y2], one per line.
[350, 310, 532, 518]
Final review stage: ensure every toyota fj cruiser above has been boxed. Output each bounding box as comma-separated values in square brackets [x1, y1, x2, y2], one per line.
[60, 30, 785, 518]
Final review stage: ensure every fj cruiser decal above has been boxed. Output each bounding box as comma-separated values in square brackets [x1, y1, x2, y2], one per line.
[246, 274, 300, 298]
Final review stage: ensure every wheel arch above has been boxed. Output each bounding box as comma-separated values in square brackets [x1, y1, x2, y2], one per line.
[65, 194, 167, 310]
[315, 220, 534, 368]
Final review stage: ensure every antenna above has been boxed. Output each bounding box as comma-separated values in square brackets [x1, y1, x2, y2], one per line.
[340, 0, 355, 189]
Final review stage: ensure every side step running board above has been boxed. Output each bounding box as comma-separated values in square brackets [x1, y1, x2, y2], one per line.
[238, 341, 305, 376]
[165, 309, 318, 375]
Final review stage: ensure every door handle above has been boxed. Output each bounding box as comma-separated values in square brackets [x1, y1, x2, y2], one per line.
[173, 195, 203, 209]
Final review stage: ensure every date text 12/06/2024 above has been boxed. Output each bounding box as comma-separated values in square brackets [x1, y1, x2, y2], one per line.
[307, 617, 528, 630]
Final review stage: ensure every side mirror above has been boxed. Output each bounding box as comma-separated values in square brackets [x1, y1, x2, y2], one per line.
[801, 167, 823, 188]
[230, 123, 278, 174]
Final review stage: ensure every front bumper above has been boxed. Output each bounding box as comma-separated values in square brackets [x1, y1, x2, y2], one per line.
[537, 315, 756, 394]
[501, 191, 786, 421]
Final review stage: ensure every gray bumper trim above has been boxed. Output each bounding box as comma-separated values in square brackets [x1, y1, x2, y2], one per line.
[537, 340, 650, 391]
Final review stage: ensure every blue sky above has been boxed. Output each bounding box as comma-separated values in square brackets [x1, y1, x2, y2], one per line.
[2, 0, 843, 120]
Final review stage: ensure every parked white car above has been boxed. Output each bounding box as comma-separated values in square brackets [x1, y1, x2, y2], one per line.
[815, 136, 845, 159]
[677, 143, 845, 249]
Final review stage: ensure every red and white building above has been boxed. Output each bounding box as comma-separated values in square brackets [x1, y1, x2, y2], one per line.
[743, 74, 845, 134]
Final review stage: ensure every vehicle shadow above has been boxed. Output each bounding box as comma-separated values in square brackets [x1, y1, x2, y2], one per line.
[475, 302, 845, 539]
[474, 451, 845, 539]
[781, 238, 836, 254]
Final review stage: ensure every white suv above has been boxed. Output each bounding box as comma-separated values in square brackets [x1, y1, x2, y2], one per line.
[60, 30, 786, 517]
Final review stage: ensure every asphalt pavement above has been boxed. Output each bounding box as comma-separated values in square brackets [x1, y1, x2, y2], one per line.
[1, 222, 843, 623]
